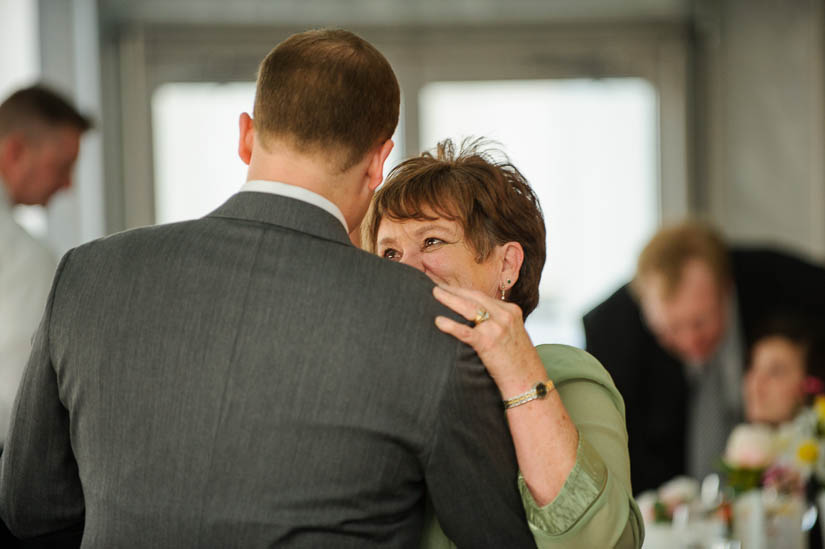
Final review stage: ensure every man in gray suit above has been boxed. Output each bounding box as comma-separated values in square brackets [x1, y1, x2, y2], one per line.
[0, 30, 535, 547]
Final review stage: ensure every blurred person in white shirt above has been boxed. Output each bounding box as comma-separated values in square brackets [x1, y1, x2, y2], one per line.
[0, 85, 90, 449]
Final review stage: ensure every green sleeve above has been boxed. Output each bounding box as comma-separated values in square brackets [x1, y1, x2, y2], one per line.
[521, 344, 643, 548]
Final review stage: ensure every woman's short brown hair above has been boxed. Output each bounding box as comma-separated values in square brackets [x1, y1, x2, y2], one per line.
[254, 29, 400, 172]
[365, 138, 546, 317]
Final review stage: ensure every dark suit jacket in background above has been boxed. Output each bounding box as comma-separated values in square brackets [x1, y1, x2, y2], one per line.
[583, 248, 825, 495]
[0, 192, 536, 548]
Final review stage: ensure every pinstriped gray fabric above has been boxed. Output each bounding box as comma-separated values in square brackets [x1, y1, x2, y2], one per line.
[0, 192, 536, 548]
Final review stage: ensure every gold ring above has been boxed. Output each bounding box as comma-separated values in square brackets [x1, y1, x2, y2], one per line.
[473, 308, 490, 325]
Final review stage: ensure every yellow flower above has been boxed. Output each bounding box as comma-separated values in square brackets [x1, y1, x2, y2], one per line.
[815, 396, 825, 423]
[797, 439, 819, 464]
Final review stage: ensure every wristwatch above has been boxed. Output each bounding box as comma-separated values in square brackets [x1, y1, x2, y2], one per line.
[503, 380, 555, 410]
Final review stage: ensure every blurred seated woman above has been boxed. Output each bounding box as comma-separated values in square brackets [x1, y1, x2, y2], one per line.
[744, 316, 825, 426]
[364, 139, 642, 548]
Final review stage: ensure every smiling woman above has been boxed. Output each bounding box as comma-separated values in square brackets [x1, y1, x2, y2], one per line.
[367, 138, 546, 317]
[364, 139, 643, 548]
[376, 217, 505, 293]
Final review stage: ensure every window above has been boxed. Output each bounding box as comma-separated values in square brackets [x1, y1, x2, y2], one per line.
[152, 82, 255, 225]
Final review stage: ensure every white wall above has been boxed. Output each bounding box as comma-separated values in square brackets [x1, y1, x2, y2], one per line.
[38, 0, 105, 255]
[0, 0, 39, 99]
[699, 0, 825, 261]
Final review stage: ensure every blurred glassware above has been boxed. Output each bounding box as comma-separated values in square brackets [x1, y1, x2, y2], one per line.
[732, 489, 806, 549]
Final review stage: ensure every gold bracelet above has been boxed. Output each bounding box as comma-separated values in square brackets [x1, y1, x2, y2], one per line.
[502, 380, 555, 410]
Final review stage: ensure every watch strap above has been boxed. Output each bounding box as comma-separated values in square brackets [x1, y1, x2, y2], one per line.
[503, 380, 555, 410]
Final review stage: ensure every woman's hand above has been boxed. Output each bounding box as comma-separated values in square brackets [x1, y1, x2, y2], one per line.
[433, 284, 579, 506]
[432, 284, 548, 396]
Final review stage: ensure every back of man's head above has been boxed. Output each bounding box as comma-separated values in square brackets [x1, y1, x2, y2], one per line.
[0, 85, 91, 138]
[253, 29, 400, 173]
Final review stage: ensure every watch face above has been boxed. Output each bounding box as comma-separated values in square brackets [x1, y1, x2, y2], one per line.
[535, 382, 547, 398]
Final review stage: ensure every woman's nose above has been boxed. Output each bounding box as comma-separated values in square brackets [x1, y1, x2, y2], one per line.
[399, 250, 424, 272]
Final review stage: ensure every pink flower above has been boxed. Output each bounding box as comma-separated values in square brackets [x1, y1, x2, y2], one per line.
[762, 464, 804, 494]
[724, 424, 777, 469]
[804, 376, 824, 395]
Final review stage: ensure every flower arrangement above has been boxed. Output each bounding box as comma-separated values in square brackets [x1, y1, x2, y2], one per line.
[722, 424, 778, 494]
[638, 396, 825, 528]
[637, 398, 825, 548]
[722, 396, 825, 496]
[637, 476, 700, 523]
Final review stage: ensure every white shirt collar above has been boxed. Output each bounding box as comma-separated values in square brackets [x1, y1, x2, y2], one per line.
[239, 180, 348, 232]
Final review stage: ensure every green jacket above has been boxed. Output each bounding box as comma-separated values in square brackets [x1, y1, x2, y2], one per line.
[420, 344, 644, 548]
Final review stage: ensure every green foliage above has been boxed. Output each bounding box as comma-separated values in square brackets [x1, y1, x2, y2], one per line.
[653, 501, 670, 523]
[720, 461, 764, 496]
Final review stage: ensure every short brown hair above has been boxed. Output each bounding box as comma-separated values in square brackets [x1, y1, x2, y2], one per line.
[0, 85, 92, 137]
[365, 138, 546, 317]
[253, 29, 400, 172]
[632, 220, 731, 300]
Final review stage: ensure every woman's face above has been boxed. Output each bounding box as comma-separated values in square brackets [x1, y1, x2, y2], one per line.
[744, 335, 807, 425]
[375, 214, 503, 298]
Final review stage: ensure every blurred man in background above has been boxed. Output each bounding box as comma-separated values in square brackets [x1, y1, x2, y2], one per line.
[0, 85, 91, 448]
[584, 221, 825, 494]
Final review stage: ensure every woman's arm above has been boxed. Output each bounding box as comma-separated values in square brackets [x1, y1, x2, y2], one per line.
[523, 344, 642, 548]
[432, 286, 642, 548]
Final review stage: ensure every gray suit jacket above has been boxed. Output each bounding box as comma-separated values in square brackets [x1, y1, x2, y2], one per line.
[0, 192, 535, 548]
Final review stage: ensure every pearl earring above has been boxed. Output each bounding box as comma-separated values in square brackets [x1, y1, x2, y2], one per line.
[501, 279, 511, 301]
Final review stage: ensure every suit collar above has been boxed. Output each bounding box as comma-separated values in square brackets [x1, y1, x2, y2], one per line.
[207, 191, 353, 247]
[239, 180, 348, 232]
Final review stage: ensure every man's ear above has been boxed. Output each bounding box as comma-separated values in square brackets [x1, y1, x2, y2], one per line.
[238, 113, 255, 165]
[0, 134, 27, 185]
[1, 133, 25, 163]
[366, 139, 394, 191]
[500, 241, 525, 291]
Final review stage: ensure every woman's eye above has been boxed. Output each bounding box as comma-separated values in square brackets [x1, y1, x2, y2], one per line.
[423, 237, 444, 248]
[382, 248, 401, 261]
